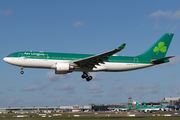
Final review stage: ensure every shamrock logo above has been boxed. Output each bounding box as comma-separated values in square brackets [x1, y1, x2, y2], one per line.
[153, 42, 167, 54]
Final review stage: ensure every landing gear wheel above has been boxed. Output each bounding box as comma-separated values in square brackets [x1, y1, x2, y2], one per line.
[86, 76, 93, 81]
[81, 75, 86, 79]
[20, 67, 24, 74]
[81, 72, 88, 79]
[81, 72, 93, 81]
[20, 71, 24, 74]
[87, 79, 90, 82]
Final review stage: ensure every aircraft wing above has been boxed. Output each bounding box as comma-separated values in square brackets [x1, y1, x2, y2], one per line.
[73, 43, 126, 68]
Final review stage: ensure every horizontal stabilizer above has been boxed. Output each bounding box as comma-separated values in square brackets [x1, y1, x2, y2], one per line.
[151, 56, 175, 64]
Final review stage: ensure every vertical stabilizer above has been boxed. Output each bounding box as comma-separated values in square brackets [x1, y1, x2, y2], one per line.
[143, 102, 147, 107]
[136, 102, 140, 108]
[137, 33, 174, 59]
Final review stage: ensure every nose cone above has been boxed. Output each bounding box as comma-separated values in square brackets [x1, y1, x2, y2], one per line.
[3, 57, 19, 66]
[3, 57, 7, 62]
[3, 57, 14, 65]
[3, 57, 11, 64]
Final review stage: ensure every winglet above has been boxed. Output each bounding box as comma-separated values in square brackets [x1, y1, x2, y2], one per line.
[118, 43, 126, 49]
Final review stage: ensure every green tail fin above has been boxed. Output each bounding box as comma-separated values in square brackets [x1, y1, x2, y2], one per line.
[143, 102, 147, 107]
[137, 33, 174, 59]
[136, 102, 140, 108]
[129, 103, 132, 108]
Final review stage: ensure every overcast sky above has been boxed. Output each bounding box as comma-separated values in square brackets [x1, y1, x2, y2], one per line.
[1, 0, 180, 107]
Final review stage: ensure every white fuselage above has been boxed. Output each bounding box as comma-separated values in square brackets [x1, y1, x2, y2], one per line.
[3, 57, 153, 72]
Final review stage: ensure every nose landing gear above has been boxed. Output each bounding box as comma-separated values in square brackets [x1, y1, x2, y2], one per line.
[20, 67, 24, 74]
[81, 72, 93, 82]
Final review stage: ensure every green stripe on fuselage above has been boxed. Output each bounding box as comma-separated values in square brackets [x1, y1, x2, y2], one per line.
[7, 51, 152, 64]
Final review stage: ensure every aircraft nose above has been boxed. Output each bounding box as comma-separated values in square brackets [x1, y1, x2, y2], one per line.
[3, 57, 7, 62]
[3, 57, 9, 63]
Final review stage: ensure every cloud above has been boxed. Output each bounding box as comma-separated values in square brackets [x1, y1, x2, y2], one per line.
[114, 77, 130, 82]
[154, 20, 162, 30]
[22, 71, 71, 92]
[73, 21, 85, 27]
[92, 94, 103, 98]
[46, 71, 71, 82]
[7, 98, 20, 105]
[113, 84, 123, 90]
[0, 9, 12, 16]
[46, 94, 56, 98]
[21, 84, 47, 91]
[6, 86, 15, 91]
[55, 83, 75, 94]
[91, 72, 111, 80]
[149, 10, 180, 30]
[126, 83, 161, 95]
[167, 24, 177, 31]
[149, 9, 180, 19]
[87, 82, 103, 93]
[108, 84, 123, 97]
[140, 23, 145, 27]
[170, 73, 178, 78]
[41, 92, 48, 94]
[35, 78, 42, 84]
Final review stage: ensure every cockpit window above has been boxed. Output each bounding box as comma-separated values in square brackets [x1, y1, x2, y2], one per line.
[8, 55, 13, 57]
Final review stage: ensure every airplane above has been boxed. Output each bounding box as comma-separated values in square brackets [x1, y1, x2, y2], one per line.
[136, 102, 160, 113]
[143, 102, 168, 111]
[115, 104, 132, 111]
[3, 33, 174, 82]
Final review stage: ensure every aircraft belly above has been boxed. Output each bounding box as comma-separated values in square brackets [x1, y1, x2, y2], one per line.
[104, 62, 152, 71]
[73, 62, 152, 72]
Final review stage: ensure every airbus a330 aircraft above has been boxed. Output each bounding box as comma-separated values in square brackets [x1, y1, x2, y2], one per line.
[136, 102, 160, 112]
[116, 104, 132, 111]
[3, 33, 174, 81]
[143, 102, 168, 111]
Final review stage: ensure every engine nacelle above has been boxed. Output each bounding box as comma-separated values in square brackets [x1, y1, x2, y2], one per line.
[55, 62, 71, 74]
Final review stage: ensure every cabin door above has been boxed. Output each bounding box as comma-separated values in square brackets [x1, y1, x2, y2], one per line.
[134, 58, 138, 65]
[43, 54, 49, 61]
[18, 53, 23, 60]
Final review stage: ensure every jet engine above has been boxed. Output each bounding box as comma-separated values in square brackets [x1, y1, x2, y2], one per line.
[55, 62, 73, 74]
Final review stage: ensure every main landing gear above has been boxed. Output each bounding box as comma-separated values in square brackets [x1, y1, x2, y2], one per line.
[81, 72, 93, 82]
[20, 67, 24, 74]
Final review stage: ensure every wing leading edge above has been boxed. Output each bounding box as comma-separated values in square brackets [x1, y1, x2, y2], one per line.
[73, 43, 126, 68]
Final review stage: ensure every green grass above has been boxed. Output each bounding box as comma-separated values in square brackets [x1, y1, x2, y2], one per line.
[1, 113, 180, 120]
[1, 117, 180, 120]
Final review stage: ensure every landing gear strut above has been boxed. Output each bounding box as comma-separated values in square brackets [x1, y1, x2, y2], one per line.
[20, 67, 24, 74]
[81, 72, 93, 82]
